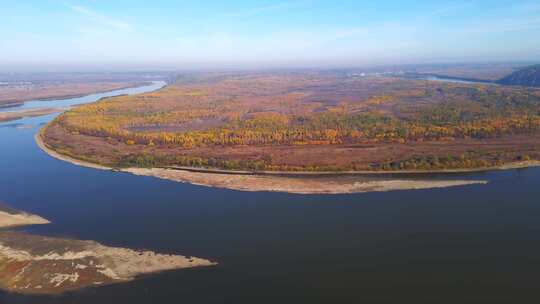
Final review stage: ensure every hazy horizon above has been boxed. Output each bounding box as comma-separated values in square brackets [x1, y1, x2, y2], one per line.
[1, 0, 540, 71]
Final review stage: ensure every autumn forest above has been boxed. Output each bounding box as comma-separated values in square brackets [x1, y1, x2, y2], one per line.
[41, 71, 540, 172]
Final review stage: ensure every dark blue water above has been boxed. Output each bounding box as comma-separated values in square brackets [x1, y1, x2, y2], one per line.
[2, 85, 540, 303]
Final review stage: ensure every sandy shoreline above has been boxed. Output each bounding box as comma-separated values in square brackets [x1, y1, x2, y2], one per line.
[36, 133, 493, 194]
[164, 159, 540, 176]
[36, 130, 540, 178]
[35, 133, 111, 171]
[0, 204, 216, 295]
[125, 167, 488, 194]
[0, 231, 216, 295]
[0, 210, 50, 229]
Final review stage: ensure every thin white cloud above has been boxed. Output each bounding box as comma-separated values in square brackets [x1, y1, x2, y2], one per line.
[219, 1, 307, 18]
[158, 23, 405, 64]
[67, 4, 132, 31]
[333, 27, 369, 39]
[414, 2, 471, 22]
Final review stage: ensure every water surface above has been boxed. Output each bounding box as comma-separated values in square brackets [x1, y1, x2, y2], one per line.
[404, 74, 494, 85]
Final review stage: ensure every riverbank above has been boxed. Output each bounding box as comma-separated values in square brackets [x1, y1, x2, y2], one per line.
[163, 159, 540, 176]
[36, 128, 540, 176]
[0, 204, 216, 295]
[36, 133, 492, 194]
[35, 133, 111, 171]
[0, 232, 216, 295]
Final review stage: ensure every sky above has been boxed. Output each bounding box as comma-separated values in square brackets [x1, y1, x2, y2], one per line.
[1, 0, 540, 70]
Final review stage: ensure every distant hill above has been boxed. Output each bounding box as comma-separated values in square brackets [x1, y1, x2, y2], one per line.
[497, 65, 540, 87]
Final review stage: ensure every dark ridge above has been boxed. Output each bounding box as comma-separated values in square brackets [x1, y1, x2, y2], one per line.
[497, 64, 540, 87]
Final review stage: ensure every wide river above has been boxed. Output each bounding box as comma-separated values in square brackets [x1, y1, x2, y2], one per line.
[2, 82, 540, 303]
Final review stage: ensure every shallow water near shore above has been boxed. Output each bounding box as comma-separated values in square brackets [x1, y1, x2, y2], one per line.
[2, 84, 540, 303]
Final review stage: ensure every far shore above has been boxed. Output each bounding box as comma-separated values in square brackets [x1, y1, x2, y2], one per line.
[0, 108, 63, 123]
[0, 81, 151, 108]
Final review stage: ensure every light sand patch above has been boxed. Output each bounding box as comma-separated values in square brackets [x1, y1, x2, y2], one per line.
[126, 167, 488, 194]
[0, 231, 216, 295]
[0, 203, 216, 295]
[0, 210, 50, 229]
[50, 273, 79, 287]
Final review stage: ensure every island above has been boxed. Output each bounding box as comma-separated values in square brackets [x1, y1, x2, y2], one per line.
[0, 203, 216, 295]
[37, 69, 540, 193]
[0, 203, 50, 228]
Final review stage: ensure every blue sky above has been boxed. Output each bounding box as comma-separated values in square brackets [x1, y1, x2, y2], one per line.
[1, 0, 540, 69]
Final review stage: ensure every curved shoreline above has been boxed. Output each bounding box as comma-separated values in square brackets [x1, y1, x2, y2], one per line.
[35, 133, 111, 171]
[36, 133, 492, 194]
[162, 159, 540, 176]
[36, 131, 540, 177]
[0, 82, 219, 296]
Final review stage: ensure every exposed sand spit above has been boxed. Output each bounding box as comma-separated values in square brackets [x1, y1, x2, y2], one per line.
[0, 204, 216, 295]
[0, 232, 216, 295]
[126, 167, 488, 194]
[0, 209, 50, 229]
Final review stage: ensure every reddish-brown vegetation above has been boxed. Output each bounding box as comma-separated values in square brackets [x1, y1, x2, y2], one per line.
[41, 71, 540, 172]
